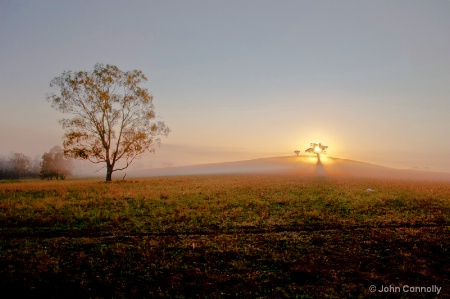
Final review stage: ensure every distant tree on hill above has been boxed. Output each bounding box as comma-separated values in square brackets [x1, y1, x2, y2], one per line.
[305, 143, 328, 157]
[40, 146, 73, 180]
[294, 150, 300, 156]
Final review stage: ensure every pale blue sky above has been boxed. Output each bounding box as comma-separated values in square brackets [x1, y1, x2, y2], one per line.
[1, 1, 450, 172]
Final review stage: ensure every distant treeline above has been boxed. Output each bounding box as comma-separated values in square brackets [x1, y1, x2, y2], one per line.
[0, 146, 73, 180]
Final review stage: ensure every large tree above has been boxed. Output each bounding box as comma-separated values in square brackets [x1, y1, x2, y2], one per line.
[47, 63, 170, 181]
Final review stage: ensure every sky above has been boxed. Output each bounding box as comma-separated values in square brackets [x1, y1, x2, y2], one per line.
[1, 0, 450, 173]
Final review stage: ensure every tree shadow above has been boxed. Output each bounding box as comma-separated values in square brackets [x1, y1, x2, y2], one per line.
[316, 155, 325, 177]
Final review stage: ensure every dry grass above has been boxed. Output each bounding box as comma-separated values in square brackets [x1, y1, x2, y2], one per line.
[0, 175, 449, 298]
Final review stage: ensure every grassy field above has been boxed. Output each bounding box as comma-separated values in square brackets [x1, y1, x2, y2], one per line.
[0, 175, 449, 298]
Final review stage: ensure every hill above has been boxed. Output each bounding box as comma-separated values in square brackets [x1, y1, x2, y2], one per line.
[129, 155, 450, 181]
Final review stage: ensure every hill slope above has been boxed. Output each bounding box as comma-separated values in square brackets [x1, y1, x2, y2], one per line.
[129, 156, 450, 181]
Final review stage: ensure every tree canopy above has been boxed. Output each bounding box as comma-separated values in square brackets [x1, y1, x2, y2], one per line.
[0, 153, 40, 180]
[40, 146, 73, 180]
[47, 63, 170, 181]
[305, 143, 328, 157]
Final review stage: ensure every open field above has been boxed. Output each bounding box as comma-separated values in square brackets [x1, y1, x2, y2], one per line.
[1, 175, 449, 298]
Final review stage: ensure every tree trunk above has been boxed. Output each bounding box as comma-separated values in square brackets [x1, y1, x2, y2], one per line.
[106, 164, 113, 181]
